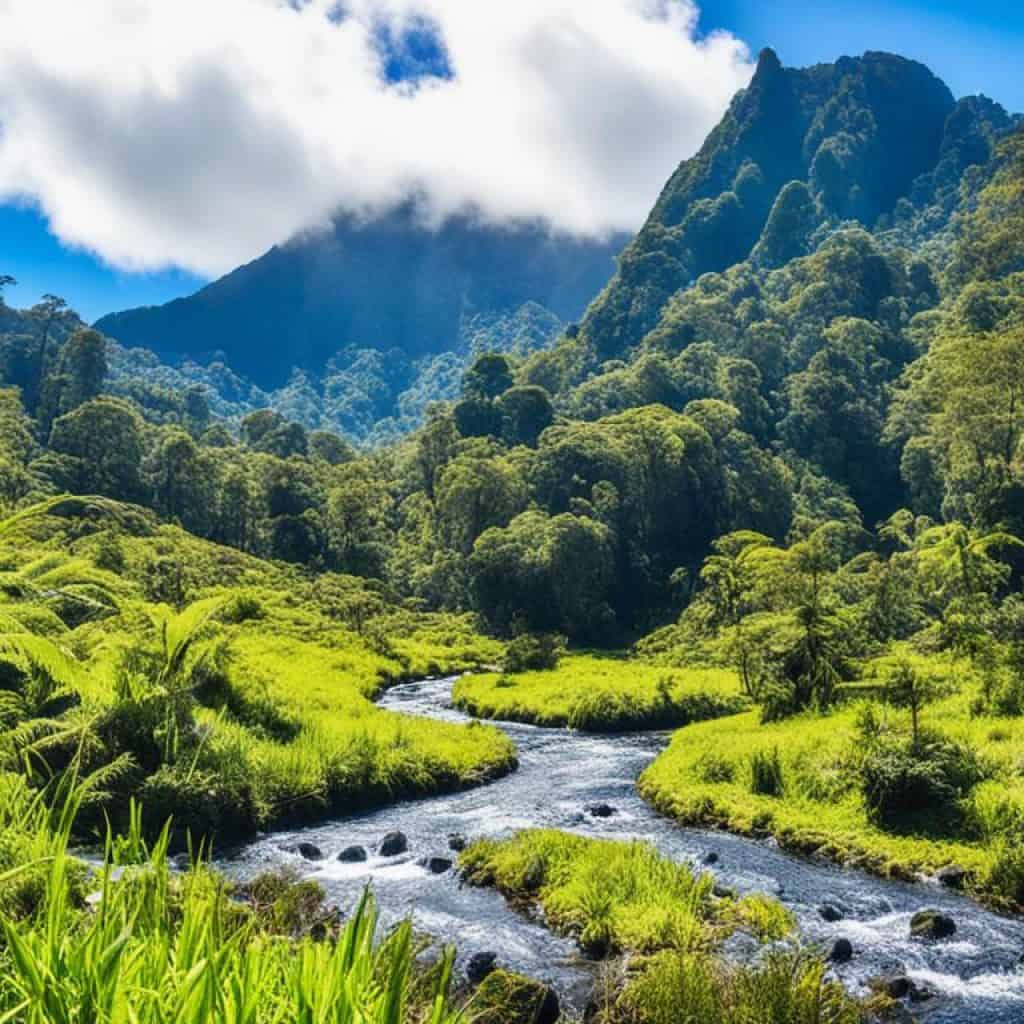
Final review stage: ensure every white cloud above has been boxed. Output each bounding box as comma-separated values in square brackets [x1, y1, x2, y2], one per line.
[0, 0, 752, 275]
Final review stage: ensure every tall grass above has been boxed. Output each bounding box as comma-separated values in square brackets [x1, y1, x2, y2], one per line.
[0, 809, 465, 1023]
[460, 830, 791, 957]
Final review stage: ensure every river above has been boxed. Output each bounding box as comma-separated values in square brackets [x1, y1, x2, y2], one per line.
[221, 677, 1024, 1021]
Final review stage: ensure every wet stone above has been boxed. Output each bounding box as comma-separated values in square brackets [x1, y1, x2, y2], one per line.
[337, 845, 368, 863]
[285, 842, 323, 861]
[467, 951, 498, 985]
[910, 909, 956, 941]
[378, 832, 409, 857]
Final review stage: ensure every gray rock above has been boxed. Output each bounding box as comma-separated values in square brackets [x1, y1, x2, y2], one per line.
[585, 803, 617, 818]
[286, 841, 323, 861]
[819, 903, 844, 922]
[337, 845, 368, 863]
[423, 856, 453, 874]
[936, 864, 968, 889]
[378, 831, 409, 857]
[702, 851, 720, 866]
[828, 938, 853, 963]
[448, 833, 468, 852]
[467, 951, 498, 985]
[910, 909, 956, 941]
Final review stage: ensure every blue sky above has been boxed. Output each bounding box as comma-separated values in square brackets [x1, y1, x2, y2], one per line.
[2, 0, 1022, 323]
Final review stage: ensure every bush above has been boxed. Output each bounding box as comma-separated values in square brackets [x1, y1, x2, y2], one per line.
[695, 751, 736, 784]
[859, 732, 987, 832]
[750, 748, 785, 797]
[502, 633, 566, 673]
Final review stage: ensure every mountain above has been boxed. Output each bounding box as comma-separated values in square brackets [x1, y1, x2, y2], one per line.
[571, 49, 1014, 362]
[96, 205, 626, 390]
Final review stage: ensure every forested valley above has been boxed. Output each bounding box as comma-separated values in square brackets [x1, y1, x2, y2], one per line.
[1, 48, 1024, 1022]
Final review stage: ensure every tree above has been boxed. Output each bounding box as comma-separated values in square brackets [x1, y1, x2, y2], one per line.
[463, 352, 514, 400]
[29, 293, 71, 412]
[38, 327, 107, 432]
[48, 397, 146, 502]
[0, 274, 16, 304]
[498, 385, 554, 447]
[885, 661, 946, 748]
[435, 453, 527, 554]
[698, 531, 775, 695]
[148, 430, 216, 537]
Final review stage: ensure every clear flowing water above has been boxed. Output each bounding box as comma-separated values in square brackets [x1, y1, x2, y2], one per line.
[221, 677, 1024, 1021]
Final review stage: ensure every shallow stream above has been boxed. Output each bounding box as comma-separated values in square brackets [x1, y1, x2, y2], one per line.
[222, 677, 1024, 1021]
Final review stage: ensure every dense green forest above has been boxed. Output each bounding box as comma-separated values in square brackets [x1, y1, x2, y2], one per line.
[1, 47, 1024, 1022]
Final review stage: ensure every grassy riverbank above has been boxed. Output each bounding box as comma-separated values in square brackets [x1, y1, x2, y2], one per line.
[0, 498, 515, 844]
[460, 830, 865, 1022]
[452, 654, 746, 731]
[639, 667, 1024, 909]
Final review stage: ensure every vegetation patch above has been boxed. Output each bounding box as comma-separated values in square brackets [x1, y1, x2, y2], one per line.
[639, 677, 1024, 907]
[452, 654, 746, 732]
[460, 830, 864, 1023]
[0, 501, 515, 845]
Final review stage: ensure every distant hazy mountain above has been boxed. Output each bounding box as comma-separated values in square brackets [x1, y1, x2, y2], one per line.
[96, 205, 626, 390]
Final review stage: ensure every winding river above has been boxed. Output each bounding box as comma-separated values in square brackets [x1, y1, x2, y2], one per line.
[222, 677, 1024, 1021]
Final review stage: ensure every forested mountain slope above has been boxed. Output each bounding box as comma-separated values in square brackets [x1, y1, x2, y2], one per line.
[90, 206, 625, 441]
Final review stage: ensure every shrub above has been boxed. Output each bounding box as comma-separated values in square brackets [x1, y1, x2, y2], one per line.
[859, 732, 987, 832]
[695, 751, 736, 784]
[750, 748, 785, 797]
[502, 633, 566, 673]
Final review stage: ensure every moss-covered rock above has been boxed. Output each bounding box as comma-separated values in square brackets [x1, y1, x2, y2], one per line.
[471, 969, 560, 1024]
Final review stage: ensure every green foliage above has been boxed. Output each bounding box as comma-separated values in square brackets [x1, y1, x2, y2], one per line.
[501, 633, 565, 673]
[750, 747, 785, 797]
[453, 655, 745, 732]
[859, 731, 987, 833]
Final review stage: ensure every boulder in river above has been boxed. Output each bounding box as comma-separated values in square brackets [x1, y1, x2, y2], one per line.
[935, 864, 968, 889]
[818, 903, 844, 922]
[467, 951, 498, 985]
[472, 969, 560, 1024]
[337, 845, 368, 863]
[285, 842, 323, 861]
[909, 909, 956, 940]
[378, 832, 409, 857]
[702, 851, 720, 866]
[448, 833, 468, 852]
[828, 938, 853, 963]
[422, 856, 453, 874]
[876, 974, 935, 1003]
[585, 803, 617, 818]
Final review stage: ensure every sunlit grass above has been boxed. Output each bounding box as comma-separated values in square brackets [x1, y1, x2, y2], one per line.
[640, 657, 1024, 905]
[452, 654, 746, 731]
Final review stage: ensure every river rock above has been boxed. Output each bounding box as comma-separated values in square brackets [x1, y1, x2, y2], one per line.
[585, 803, 617, 818]
[702, 851, 720, 865]
[472, 969, 560, 1024]
[467, 951, 498, 985]
[819, 903, 844, 922]
[422, 856, 453, 874]
[828, 938, 854, 963]
[910, 909, 956, 940]
[877, 974, 934, 1003]
[712, 883, 735, 899]
[936, 864, 968, 889]
[337, 845, 368, 863]
[378, 832, 409, 857]
[448, 833, 468, 852]
[285, 841, 323, 861]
